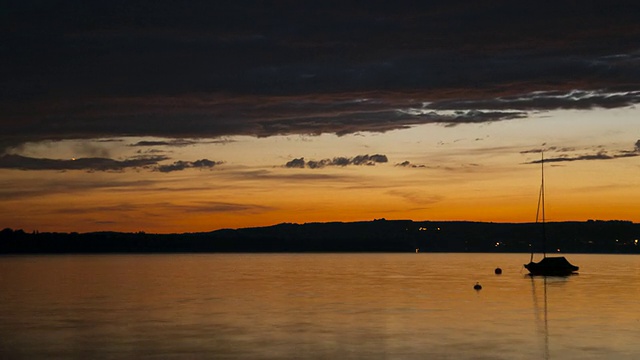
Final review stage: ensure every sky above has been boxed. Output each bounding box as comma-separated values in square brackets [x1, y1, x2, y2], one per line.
[2, 1, 640, 233]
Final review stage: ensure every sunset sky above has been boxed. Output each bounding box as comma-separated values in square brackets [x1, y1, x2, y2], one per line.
[2, 2, 640, 233]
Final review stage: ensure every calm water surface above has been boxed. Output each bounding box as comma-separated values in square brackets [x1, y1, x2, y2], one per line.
[1, 253, 639, 359]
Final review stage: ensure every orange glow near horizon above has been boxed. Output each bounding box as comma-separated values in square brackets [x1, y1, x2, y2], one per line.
[2, 155, 638, 234]
[1, 108, 639, 233]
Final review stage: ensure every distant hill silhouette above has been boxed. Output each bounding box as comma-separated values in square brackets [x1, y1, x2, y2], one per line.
[1, 219, 639, 254]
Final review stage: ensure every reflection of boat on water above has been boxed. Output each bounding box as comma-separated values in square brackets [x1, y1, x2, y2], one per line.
[530, 276, 550, 360]
[529, 276, 568, 360]
[524, 152, 578, 276]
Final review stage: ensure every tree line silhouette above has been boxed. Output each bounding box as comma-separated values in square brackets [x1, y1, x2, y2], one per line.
[1, 220, 638, 254]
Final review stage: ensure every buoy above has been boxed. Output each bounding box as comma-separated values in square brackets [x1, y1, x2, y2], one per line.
[495, 267, 502, 275]
[473, 282, 482, 290]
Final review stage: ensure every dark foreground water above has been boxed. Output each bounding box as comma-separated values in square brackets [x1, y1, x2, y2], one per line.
[1, 253, 639, 359]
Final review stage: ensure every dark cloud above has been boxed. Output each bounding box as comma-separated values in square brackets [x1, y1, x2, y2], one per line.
[365, 154, 388, 163]
[395, 161, 483, 171]
[396, 161, 426, 168]
[523, 141, 640, 164]
[432, 110, 526, 127]
[520, 146, 577, 155]
[192, 159, 217, 168]
[131, 140, 200, 147]
[4, 86, 633, 154]
[0, 154, 221, 172]
[285, 154, 388, 169]
[285, 158, 305, 169]
[156, 161, 191, 173]
[0, 93, 534, 151]
[156, 159, 221, 173]
[331, 157, 351, 167]
[135, 149, 166, 155]
[130, 139, 234, 147]
[3, 2, 640, 148]
[0, 154, 167, 171]
[306, 160, 326, 169]
[6, 2, 639, 97]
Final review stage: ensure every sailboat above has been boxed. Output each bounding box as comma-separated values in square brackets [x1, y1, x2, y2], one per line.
[524, 152, 579, 276]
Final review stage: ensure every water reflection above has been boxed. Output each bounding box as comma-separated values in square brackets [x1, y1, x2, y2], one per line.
[1, 254, 640, 359]
[530, 275, 574, 360]
[531, 276, 548, 359]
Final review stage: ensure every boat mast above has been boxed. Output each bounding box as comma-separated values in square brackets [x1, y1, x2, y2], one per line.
[541, 151, 547, 258]
[532, 151, 547, 261]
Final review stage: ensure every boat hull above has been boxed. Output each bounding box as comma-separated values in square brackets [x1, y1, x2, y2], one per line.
[524, 256, 579, 276]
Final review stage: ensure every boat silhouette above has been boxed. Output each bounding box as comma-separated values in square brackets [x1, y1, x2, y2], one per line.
[524, 152, 579, 276]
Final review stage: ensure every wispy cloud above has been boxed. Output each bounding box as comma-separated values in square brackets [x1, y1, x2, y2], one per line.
[386, 189, 443, 205]
[429, 89, 640, 111]
[56, 201, 274, 216]
[398, 108, 527, 126]
[0, 178, 157, 201]
[159, 201, 275, 214]
[522, 140, 640, 164]
[395, 160, 483, 172]
[285, 154, 388, 169]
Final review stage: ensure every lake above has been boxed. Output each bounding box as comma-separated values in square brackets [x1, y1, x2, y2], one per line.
[1, 253, 639, 359]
